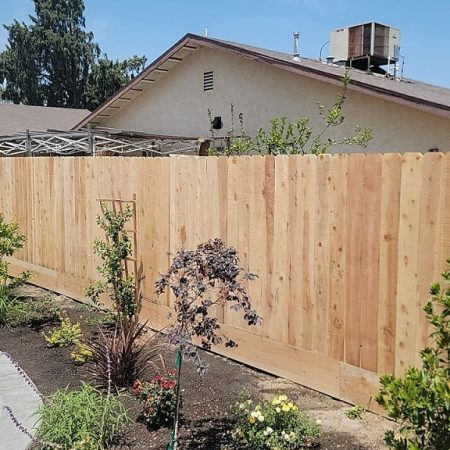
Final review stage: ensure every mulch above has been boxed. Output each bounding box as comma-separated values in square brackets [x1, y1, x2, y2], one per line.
[0, 292, 390, 449]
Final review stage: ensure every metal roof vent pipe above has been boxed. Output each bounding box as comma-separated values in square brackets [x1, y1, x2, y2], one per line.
[293, 32, 300, 61]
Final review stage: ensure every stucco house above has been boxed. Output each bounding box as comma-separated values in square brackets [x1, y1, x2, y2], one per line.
[75, 33, 450, 153]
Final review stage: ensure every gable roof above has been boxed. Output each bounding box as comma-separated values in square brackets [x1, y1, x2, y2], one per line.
[75, 33, 450, 130]
[0, 104, 90, 137]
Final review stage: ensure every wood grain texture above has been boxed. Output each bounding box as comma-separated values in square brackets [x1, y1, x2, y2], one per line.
[1, 153, 448, 410]
[377, 153, 401, 374]
[395, 154, 423, 376]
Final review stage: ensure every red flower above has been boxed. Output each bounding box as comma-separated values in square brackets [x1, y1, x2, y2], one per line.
[131, 379, 142, 396]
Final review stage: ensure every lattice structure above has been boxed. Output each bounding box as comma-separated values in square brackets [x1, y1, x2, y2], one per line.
[0, 128, 200, 157]
[98, 196, 142, 304]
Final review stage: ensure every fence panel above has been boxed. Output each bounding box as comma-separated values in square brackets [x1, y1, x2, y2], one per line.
[2, 153, 449, 409]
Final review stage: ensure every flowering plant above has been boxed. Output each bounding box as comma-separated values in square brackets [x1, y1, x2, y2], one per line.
[228, 394, 320, 449]
[132, 370, 179, 428]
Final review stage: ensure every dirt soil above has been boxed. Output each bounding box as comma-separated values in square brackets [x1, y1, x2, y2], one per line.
[1, 286, 393, 449]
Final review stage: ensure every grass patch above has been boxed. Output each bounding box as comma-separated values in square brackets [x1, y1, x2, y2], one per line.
[0, 291, 60, 328]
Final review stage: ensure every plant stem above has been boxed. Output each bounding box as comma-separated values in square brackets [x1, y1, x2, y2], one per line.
[168, 349, 183, 450]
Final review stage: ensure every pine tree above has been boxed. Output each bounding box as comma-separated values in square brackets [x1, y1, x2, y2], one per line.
[0, 0, 146, 109]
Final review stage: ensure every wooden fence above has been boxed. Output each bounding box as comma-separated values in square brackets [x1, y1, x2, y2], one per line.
[1, 153, 449, 409]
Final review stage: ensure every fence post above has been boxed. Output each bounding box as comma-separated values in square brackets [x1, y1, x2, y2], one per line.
[87, 124, 94, 156]
[26, 129, 31, 156]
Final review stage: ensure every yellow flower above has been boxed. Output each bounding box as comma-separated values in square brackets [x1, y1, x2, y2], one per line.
[249, 415, 256, 424]
[278, 395, 288, 401]
[282, 403, 291, 412]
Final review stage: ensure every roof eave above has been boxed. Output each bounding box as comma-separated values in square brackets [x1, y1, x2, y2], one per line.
[73, 33, 200, 130]
[75, 33, 450, 129]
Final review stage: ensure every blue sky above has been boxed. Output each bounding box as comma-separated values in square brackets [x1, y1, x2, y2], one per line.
[1, 0, 449, 88]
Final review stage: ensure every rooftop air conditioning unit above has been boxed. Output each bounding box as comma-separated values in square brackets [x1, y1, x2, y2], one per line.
[329, 22, 400, 71]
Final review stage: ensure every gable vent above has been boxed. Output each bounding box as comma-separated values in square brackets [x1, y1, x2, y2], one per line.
[203, 71, 214, 91]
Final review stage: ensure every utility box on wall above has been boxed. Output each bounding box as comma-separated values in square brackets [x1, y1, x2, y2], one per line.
[329, 22, 400, 70]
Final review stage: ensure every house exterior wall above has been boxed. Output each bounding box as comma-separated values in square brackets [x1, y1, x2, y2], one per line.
[104, 47, 450, 153]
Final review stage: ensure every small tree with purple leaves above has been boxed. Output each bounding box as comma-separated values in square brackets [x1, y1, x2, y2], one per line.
[155, 238, 261, 449]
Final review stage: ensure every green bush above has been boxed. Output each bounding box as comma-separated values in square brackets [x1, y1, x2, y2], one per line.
[376, 259, 450, 450]
[34, 383, 130, 450]
[224, 71, 372, 156]
[132, 370, 178, 428]
[70, 342, 94, 364]
[0, 294, 60, 328]
[44, 314, 83, 347]
[0, 213, 33, 326]
[227, 394, 320, 449]
[0, 213, 30, 291]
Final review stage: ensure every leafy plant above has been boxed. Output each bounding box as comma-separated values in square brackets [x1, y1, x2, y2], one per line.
[34, 382, 130, 450]
[345, 405, 365, 420]
[44, 314, 82, 347]
[0, 295, 59, 328]
[132, 370, 179, 428]
[156, 238, 261, 448]
[86, 204, 137, 318]
[227, 394, 320, 449]
[86, 316, 159, 388]
[225, 70, 372, 156]
[0, 214, 30, 288]
[79, 303, 116, 327]
[156, 238, 261, 373]
[376, 258, 450, 450]
[85, 204, 157, 388]
[70, 342, 94, 364]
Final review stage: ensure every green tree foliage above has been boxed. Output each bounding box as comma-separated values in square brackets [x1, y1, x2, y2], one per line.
[224, 70, 372, 156]
[0, 0, 146, 109]
[86, 204, 137, 318]
[0, 213, 30, 294]
[376, 259, 450, 450]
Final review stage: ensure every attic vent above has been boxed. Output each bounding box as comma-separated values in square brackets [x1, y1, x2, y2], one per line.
[203, 71, 214, 91]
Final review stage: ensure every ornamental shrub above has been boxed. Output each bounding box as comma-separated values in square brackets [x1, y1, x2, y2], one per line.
[156, 238, 261, 448]
[376, 258, 450, 450]
[70, 342, 94, 364]
[0, 213, 32, 326]
[44, 314, 82, 347]
[228, 394, 320, 449]
[132, 370, 179, 428]
[35, 383, 129, 450]
[0, 213, 30, 292]
[156, 238, 261, 373]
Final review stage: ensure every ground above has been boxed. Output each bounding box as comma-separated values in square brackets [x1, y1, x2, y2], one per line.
[0, 286, 393, 449]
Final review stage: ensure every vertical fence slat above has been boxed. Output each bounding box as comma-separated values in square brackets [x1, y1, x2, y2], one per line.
[261, 156, 275, 339]
[249, 156, 265, 335]
[345, 154, 365, 367]
[395, 153, 423, 376]
[328, 154, 348, 361]
[314, 154, 332, 355]
[272, 155, 290, 343]
[416, 153, 444, 366]
[288, 155, 303, 347]
[300, 155, 316, 351]
[377, 153, 401, 375]
[360, 154, 382, 372]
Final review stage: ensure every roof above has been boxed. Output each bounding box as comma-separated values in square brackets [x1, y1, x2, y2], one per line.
[0, 104, 90, 137]
[75, 33, 450, 130]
